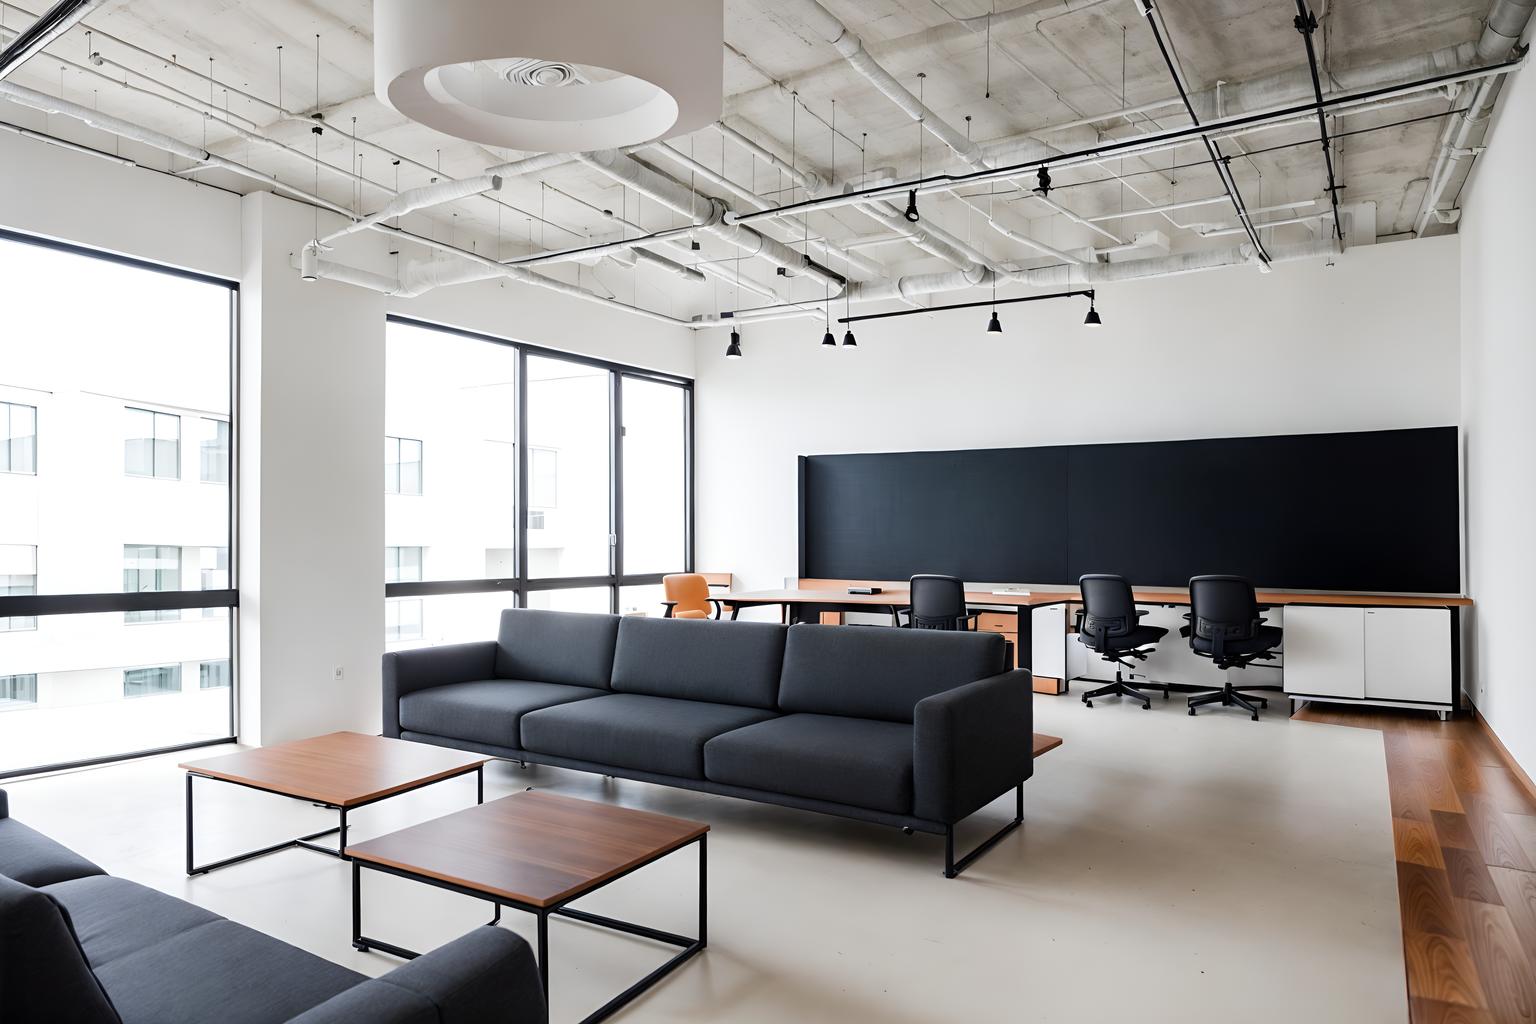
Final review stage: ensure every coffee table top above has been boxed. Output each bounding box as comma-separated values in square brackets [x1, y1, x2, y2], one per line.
[180, 732, 489, 808]
[346, 790, 709, 908]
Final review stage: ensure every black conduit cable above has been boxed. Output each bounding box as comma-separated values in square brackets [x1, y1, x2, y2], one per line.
[1294, 0, 1346, 243]
[1138, 0, 1271, 265]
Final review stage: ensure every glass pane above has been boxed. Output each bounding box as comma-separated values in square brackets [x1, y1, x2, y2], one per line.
[386, 591, 517, 651]
[621, 378, 687, 575]
[199, 659, 231, 689]
[526, 355, 610, 578]
[0, 610, 232, 774]
[619, 583, 670, 619]
[526, 586, 612, 613]
[0, 234, 234, 774]
[386, 323, 518, 581]
[0, 544, 38, 632]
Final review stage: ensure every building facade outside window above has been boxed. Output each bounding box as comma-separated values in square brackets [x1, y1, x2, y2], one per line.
[386, 436, 423, 495]
[0, 544, 37, 632]
[200, 418, 229, 483]
[123, 665, 180, 697]
[1, 401, 36, 474]
[0, 674, 37, 706]
[125, 407, 180, 479]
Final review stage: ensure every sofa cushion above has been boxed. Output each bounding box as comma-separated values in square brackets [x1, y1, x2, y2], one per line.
[778, 624, 1006, 723]
[94, 919, 364, 1024]
[611, 616, 787, 709]
[704, 714, 915, 814]
[43, 875, 221, 970]
[398, 679, 606, 749]
[0, 874, 121, 1024]
[495, 608, 620, 687]
[521, 693, 778, 779]
[0, 815, 107, 887]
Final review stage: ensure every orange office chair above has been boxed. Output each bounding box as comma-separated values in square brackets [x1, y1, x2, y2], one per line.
[663, 573, 723, 619]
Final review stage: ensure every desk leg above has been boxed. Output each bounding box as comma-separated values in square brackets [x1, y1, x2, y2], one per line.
[1017, 607, 1032, 673]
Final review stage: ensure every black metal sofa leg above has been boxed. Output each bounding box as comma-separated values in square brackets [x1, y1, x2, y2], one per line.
[943, 784, 1024, 879]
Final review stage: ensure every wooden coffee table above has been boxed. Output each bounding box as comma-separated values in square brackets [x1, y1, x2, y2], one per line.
[348, 790, 707, 1024]
[181, 731, 489, 876]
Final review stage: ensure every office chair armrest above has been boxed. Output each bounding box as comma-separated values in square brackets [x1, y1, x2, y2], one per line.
[960, 611, 981, 630]
[913, 670, 1034, 824]
[382, 641, 499, 738]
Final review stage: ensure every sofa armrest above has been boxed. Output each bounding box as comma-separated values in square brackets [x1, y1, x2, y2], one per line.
[0, 789, 8, 819]
[290, 927, 544, 1024]
[912, 670, 1034, 824]
[382, 641, 497, 738]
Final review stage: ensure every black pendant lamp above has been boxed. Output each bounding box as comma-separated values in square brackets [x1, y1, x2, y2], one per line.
[725, 329, 743, 359]
[1084, 295, 1102, 325]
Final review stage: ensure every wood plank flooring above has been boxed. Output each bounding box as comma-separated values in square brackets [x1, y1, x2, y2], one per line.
[1296, 705, 1536, 1023]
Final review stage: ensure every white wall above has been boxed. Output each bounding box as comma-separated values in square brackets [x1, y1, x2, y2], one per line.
[694, 236, 1463, 595]
[1459, 62, 1536, 780]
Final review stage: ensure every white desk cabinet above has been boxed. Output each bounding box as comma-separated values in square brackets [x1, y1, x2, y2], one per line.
[1283, 605, 1455, 711]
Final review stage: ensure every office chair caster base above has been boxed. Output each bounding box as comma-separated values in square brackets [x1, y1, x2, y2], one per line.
[1188, 683, 1268, 721]
[1081, 676, 1154, 709]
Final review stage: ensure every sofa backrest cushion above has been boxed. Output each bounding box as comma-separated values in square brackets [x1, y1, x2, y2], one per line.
[610, 617, 788, 709]
[495, 609, 620, 688]
[0, 815, 107, 888]
[0, 874, 121, 1024]
[778, 625, 1007, 722]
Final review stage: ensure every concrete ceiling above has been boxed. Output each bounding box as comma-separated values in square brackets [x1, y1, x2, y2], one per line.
[0, 0, 1506, 317]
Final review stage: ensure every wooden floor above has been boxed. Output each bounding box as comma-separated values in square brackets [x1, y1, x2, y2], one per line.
[1296, 705, 1536, 1023]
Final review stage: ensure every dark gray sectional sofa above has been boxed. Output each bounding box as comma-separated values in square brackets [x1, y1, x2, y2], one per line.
[0, 788, 544, 1024]
[384, 609, 1035, 877]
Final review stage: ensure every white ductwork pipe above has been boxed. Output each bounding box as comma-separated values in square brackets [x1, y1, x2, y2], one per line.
[319, 174, 504, 245]
[577, 148, 848, 291]
[1415, 0, 1535, 235]
[633, 247, 707, 283]
[714, 122, 828, 194]
[484, 152, 579, 178]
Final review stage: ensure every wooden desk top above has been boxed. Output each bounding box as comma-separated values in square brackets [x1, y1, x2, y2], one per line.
[793, 579, 1472, 609]
[1032, 733, 1063, 758]
[696, 587, 1071, 609]
[345, 791, 708, 908]
[180, 732, 489, 808]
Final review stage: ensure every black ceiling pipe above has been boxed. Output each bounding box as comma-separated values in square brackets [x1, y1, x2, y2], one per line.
[1137, 0, 1272, 266]
[0, 0, 97, 82]
[1294, 1, 1347, 243]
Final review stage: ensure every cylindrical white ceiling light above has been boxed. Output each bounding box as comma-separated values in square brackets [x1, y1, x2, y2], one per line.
[374, 0, 723, 153]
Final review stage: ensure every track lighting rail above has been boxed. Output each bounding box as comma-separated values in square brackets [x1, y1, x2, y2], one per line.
[836, 288, 1096, 325]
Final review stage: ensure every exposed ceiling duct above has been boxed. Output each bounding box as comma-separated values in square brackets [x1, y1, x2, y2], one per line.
[0, 0, 105, 82]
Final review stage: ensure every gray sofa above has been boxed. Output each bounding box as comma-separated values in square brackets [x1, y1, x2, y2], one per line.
[384, 610, 1035, 877]
[0, 789, 544, 1024]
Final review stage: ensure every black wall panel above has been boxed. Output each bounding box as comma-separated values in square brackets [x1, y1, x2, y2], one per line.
[800, 427, 1460, 593]
[801, 448, 1068, 583]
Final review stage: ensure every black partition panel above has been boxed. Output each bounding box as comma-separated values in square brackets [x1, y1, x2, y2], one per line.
[800, 426, 1461, 593]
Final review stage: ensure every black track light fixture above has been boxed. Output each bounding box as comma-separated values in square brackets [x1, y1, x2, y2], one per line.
[1083, 295, 1102, 326]
[1035, 165, 1052, 197]
[986, 311, 1003, 334]
[725, 329, 743, 359]
[904, 189, 920, 223]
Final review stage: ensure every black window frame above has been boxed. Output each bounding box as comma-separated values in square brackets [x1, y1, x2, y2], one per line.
[383, 315, 695, 614]
[0, 227, 239, 781]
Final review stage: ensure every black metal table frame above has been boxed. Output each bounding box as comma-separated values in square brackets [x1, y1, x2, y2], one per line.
[184, 763, 485, 876]
[351, 832, 706, 1024]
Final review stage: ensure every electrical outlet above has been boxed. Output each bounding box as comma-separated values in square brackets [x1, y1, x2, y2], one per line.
[333, 665, 345, 681]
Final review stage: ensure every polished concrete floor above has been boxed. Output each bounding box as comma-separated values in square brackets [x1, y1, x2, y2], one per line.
[7, 693, 1406, 1022]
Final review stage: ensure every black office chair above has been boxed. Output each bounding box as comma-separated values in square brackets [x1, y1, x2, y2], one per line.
[1077, 574, 1168, 709]
[900, 574, 979, 631]
[1183, 575, 1283, 721]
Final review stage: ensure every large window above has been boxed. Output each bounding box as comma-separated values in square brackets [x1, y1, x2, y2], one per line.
[1, 401, 36, 474]
[0, 229, 236, 779]
[384, 318, 692, 645]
